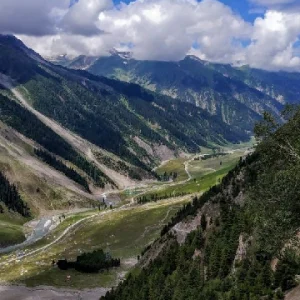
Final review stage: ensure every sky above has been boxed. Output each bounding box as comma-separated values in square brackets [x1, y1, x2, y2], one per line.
[0, 0, 300, 71]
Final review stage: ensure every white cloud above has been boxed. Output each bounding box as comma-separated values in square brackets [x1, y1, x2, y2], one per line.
[60, 0, 113, 36]
[246, 10, 300, 70]
[93, 0, 252, 61]
[1, 0, 299, 71]
[0, 0, 69, 36]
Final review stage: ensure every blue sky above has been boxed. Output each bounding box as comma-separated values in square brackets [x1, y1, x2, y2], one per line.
[218, 0, 264, 22]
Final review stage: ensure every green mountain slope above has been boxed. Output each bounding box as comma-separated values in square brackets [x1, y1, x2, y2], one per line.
[209, 63, 300, 104]
[0, 35, 249, 175]
[85, 53, 297, 134]
[101, 109, 300, 299]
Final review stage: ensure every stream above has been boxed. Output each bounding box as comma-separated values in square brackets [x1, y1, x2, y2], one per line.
[0, 216, 58, 255]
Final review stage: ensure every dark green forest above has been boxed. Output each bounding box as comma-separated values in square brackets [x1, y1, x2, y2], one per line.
[23, 71, 246, 166]
[0, 170, 30, 217]
[0, 94, 112, 188]
[57, 249, 120, 273]
[88, 54, 282, 134]
[34, 148, 90, 192]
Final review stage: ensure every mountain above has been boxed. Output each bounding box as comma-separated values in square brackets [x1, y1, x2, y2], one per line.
[77, 52, 300, 134]
[49, 54, 99, 70]
[209, 63, 300, 104]
[0, 35, 249, 166]
[0, 35, 251, 222]
[101, 107, 300, 299]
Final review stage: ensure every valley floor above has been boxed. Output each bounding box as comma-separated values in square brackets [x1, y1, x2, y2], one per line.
[0, 143, 253, 299]
[0, 285, 109, 300]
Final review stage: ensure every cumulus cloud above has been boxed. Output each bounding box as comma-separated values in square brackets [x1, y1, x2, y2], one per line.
[18, 0, 253, 62]
[94, 0, 252, 62]
[1, 0, 300, 71]
[246, 10, 300, 70]
[0, 0, 69, 36]
[61, 0, 113, 36]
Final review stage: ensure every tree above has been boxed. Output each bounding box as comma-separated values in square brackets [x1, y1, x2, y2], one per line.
[201, 214, 207, 231]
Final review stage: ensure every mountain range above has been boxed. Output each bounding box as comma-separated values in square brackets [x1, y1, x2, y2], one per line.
[2, 34, 300, 298]
[0, 35, 250, 218]
[2, 34, 300, 216]
[54, 50, 300, 136]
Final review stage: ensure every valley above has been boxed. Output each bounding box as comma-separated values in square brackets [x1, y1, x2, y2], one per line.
[0, 145, 251, 299]
[0, 27, 299, 300]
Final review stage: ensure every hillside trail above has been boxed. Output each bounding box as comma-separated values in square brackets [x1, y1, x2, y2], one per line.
[137, 205, 181, 242]
[184, 155, 194, 181]
[0, 155, 197, 259]
[0, 285, 109, 300]
[129, 154, 198, 203]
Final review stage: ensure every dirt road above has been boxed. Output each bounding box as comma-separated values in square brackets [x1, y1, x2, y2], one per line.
[0, 285, 109, 300]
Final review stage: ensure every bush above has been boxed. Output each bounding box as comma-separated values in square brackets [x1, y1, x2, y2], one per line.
[57, 250, 120, 273]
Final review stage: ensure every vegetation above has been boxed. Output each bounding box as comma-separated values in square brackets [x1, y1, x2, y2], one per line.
[0, 199, 187, 289]
[0, 93, 111, 188]
[87, 54, 284, 136]
[0, 35, 251, 178]
[0, 217, 26, 247]
[57, 249, 120, 273]
[0, 170, 30, 217]
[34, 148, 90, 192]
[157, 171, 178, 182]
[137, 191, 188, 204]
[139, 162, 236, 203]
[102, 107, 300, 299]
[94, 151, 144, 181]
[24, 71, 247, 164]
[155, 159, 188, 182]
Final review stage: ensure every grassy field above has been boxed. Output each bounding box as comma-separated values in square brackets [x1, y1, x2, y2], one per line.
[0, 197, 189, 288]
[0, 220, 25, 247]
[0, 141, 254, 290]
[0, 213, 27, 247]
[141, 163, 235, 199]
[21, 210, 97, 253]
[155, 158, 189, 182]
[138, 149, 247, 201]
[189, 150, 245, 178]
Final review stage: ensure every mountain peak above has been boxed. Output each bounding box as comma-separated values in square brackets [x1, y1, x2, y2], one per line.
[0, 34, 44, 64]
[109, 48, 132, 60]
[0, 34, 27, 49]
[184, 55, 206, 63]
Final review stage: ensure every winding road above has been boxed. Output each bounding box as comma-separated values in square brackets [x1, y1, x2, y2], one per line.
[0, 153, 197, 266]
[0, 202, 137, 267]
